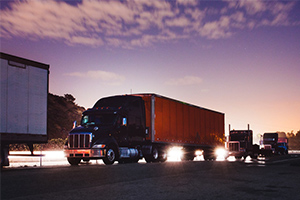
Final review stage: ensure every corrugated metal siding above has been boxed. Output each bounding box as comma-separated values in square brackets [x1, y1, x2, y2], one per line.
[137, 94, 224, 146]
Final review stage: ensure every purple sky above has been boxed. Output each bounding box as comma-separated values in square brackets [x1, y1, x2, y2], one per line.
[1, 0, 299, 142]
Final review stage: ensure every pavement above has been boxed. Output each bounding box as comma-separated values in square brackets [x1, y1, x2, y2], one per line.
[1, 152, 300, 200]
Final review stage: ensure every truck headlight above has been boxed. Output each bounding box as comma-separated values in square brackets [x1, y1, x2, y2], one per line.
[92, 144, 106, 149]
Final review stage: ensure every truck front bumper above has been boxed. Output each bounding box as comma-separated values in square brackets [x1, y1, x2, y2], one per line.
[228, 151, 245, 158]
[64, 148, 106, 158]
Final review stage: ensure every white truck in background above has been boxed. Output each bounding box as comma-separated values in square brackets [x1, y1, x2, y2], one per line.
[0, 52, 49, 167]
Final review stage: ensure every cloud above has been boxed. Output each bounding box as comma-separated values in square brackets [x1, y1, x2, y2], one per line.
[165, 76, 202, 86]
[0, 0, 298, 48]
[66, 70, 125, 85]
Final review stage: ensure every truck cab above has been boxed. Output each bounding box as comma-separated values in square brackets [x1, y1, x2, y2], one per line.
[228, 130, 253, 159]
[64, 95, 147, 165]
[260, 133, 278, 156]
[261, 132, 288, 155]
[227, 125, 259, 159]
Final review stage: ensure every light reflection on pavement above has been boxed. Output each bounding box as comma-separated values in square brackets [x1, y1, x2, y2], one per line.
[7, 150, 300, 168]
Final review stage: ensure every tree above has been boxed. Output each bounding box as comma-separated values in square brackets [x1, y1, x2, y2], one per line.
[64, 94, 76, 103]
[287, 130, 300, 150]
[48, 93, 85, 139]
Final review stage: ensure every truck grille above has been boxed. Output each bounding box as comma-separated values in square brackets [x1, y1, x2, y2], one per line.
[68, 133, 92, 148]
[229, 142, 240, 152]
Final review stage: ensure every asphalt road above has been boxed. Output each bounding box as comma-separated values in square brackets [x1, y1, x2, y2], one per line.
[1, 155, 300, 200]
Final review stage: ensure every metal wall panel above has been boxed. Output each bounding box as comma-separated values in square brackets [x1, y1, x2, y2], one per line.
[169, 100, 177, 142]
[28, 66, 48, 135]
[139, 94, 224, 146]
[162, 97, 170, 142]
[0, 59, 8, 132]
[7, 61, 29, 133]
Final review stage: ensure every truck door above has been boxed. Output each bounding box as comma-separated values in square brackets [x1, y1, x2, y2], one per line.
[115, 115, 129, 147]
[128, 99, 145, 145]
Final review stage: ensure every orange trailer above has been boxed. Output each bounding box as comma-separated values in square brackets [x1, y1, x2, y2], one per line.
[135, 94, 225, 160]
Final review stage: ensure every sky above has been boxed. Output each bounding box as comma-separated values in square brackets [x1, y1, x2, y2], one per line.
[1, 0, 299, 143]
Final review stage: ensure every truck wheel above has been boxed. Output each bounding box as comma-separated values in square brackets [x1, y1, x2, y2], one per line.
[158, 151, 167, 162]
[181, 151, 195, 161]
[103, 146, 117, 165]
[145, 147, 159, 163]
[203, 149, 215, 161]
[67, 157, 81, 166]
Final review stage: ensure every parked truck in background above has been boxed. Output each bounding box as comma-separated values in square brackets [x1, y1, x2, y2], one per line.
[227, 124, 259, 159]
[64, 94, 225, 165]
[0, 52, 49, 167]
[260, 132, 288, 156]
[277, 132, 288, 155]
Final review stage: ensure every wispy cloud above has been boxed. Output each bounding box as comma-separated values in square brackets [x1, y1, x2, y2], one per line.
[165, 76, 202, 86]
[65, 70, 125, 85]
[0, 0, 298, 48]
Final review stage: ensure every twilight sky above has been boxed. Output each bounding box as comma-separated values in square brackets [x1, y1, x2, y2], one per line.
[1, 0, 299, 142]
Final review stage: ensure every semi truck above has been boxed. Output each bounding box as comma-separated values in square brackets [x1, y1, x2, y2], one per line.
[0, 52, 49, 167]
[260, 132, 288, 156]
[227, 124, 259, 159]
[64, 94, 225, 165]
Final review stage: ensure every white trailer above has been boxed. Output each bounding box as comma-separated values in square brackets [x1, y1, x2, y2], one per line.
[0, 52, 49, 166]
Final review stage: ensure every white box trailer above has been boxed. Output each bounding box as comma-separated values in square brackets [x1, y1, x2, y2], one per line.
[0, 52, 49, 166]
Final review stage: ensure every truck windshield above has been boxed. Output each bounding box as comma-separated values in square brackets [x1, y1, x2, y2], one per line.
[230, 133, 246, 141]
[81, 114, 117, 126]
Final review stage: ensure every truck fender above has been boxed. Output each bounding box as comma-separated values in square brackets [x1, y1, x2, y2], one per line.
[94, 137, 119, 155]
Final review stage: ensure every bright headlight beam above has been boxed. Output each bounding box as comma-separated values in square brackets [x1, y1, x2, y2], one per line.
[215, 148, 227, 161]
[167, 147, 183, 162]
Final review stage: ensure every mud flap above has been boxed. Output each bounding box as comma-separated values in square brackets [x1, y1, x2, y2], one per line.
[1, 144, 10, 167]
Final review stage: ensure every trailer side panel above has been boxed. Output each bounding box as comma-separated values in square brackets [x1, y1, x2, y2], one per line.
[0, 53, 49, 143]
[138, 94, 224, 147]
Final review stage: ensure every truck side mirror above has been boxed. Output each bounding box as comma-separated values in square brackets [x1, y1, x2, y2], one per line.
[122, 118, 127, 126]
[145, 127, 149, 135]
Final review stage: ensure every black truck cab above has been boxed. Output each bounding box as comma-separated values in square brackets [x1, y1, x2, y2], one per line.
[65, 95, 147, 165]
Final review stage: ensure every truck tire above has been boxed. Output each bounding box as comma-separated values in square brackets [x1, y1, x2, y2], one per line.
[181, 152, 195, 161]
[203, 149, 216, 161]
[158, 151, 167, 162]
[67, 157, 81, 166]
[145, 146, 159, 163]
[103, 146, 117, 165]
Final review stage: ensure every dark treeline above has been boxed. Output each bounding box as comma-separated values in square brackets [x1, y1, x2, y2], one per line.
[287, 131, 300, 150]
[47, 93, 85, 139]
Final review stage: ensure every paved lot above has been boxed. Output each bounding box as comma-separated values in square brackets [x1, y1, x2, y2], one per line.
[1, 154, 300, 200]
